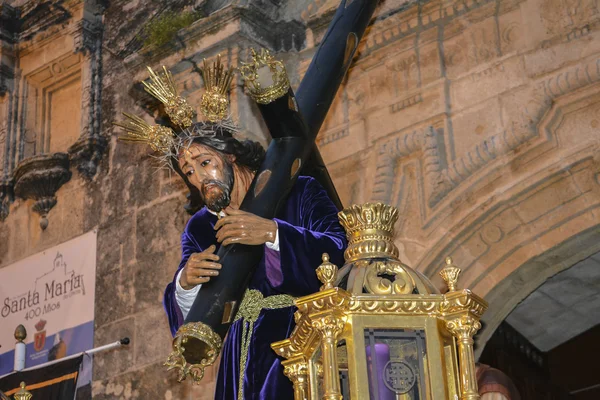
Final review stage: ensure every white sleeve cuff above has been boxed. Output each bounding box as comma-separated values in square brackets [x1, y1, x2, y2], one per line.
[265, 224, 280, 251]
[175, 268, 201, 319]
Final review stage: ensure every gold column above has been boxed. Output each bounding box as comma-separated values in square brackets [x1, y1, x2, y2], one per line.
[440, 258, 481, 400]
[445, 316, 481, 400]
[312, 315, 345, 400]
[283, 359, 310, 400]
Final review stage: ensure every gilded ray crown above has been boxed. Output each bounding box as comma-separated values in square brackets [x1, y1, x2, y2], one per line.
[114, 113, 175, 153]
[143, 66, 195, 128]
[200, 54, 235, 123]
[240, 48, 290, 104]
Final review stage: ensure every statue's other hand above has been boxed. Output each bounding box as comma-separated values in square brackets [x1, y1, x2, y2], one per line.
[214, 207, 277, 246]
[180, 245, 221, 290]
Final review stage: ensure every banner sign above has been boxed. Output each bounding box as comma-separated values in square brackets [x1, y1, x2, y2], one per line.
[0, 355, 83, 399]
[0, 231, 97, 376]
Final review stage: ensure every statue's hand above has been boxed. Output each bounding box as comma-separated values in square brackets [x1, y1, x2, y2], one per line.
[180, 245, 221, 290]
[214, 207, 277, 246]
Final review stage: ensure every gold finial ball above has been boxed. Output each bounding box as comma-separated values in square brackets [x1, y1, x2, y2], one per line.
[14, 324, 27, 342]
[322, 253, 330, 263]
[445, 256, 453, 265]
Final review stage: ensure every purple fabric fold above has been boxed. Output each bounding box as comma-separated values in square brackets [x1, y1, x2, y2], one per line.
[162, 176, 347, 399]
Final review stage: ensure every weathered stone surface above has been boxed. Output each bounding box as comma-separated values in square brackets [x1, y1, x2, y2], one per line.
[92, 362, 215, 400]
[96, 212, 136, 276]
[135, 197, 187, 256]
[93, 317, 135, 381]
[133, 307, 172, 366]
[133, 249, 181, 314]
[95, 266, 136, 327]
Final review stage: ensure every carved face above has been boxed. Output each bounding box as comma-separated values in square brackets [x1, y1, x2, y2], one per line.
[178, 143, 234, 213]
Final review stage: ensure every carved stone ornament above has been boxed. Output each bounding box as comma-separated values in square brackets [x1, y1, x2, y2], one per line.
[0, 178, 13, 222]
[13, 153, 72, 229]
[68, 134, 108, 180]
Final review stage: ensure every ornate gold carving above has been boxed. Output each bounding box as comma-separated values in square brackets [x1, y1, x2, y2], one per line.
[440, 257, 461, 292]
[114, 113, 175, 153]
[338, 203, 400, 262]
[165, 322, 223, 384]
[316, 253, 338, 291]
[364, 260, 416, 295]
[14, 382, 32, 400]
[143, 66, 195, 128]
[282, 360, 310, 400]
[440, 291, 487, 319]
[446, 316, 482, 342]
[200, 55, 235, 123]
[240, 48, 291, 104]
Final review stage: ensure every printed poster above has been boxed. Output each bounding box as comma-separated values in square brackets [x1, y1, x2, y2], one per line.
[0, 231, 96, 376]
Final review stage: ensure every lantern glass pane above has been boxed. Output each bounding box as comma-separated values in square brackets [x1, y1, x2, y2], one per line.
[338, 341, 351, 399]
[364, 328, 429, 400]
[311, 345, 324, 398]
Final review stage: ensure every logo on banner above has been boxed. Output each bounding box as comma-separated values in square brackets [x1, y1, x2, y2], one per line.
[34, 319, 47, 352]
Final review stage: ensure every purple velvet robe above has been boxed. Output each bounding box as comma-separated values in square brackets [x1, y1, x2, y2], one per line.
[163, 176, 347, 400]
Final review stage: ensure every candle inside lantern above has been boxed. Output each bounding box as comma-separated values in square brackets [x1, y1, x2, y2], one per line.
[366, 343, 395, 400]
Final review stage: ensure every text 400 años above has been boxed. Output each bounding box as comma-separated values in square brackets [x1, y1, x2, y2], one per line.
[24, 302, 61, 320]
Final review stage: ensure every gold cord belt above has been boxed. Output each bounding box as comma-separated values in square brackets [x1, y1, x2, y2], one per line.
[234, 289, 295, 400]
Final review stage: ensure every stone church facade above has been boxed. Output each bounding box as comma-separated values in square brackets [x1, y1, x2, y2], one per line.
[1, 0, 599, 398]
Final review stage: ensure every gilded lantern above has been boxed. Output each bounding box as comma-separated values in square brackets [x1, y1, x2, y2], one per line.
[271, 203, 488, 400]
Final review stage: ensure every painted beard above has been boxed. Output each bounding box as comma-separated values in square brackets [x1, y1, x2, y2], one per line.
[201, 160, 234, 213]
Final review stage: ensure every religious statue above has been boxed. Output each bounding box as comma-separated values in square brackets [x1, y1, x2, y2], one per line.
[116, 1, 380, 398]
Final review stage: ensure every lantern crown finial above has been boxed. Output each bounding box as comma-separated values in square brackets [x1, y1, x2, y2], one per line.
[440, 257, 461, 292]
[14, 382, 32, 400]
[316, 253, 338, 291]
[337, 203, 399, 262]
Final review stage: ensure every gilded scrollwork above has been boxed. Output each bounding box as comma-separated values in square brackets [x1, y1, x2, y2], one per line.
[364, 260, 417, 295]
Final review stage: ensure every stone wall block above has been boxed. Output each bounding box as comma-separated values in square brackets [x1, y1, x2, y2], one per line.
[451, 97, 503, 160]
[132, 249, 181, 314]
[93, 317, 135, 381]
[136, 197, 187, 255]
[133, 307, 172, 366]
[450, 55, 528, 111]
[96, 212, 135, 277]
[95, 266, 135, 327]
[91, 362, 211, 400]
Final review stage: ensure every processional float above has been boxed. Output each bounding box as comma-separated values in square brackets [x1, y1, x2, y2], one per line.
[114, 0, 489, 397]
